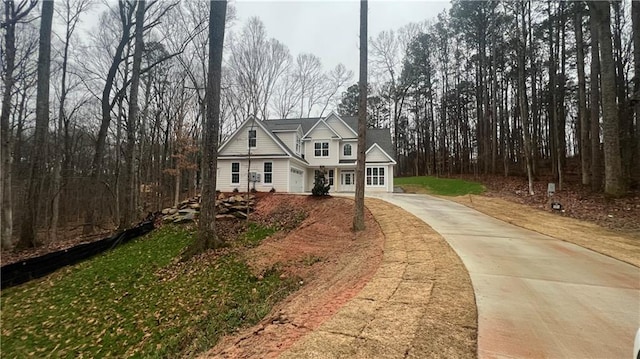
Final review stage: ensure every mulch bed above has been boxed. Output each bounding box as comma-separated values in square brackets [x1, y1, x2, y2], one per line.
[459, 174, 640, 233]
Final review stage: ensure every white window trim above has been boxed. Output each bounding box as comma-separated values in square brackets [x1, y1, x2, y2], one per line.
[294, 133, 301, 155]
[231, 162, 240, 184]
[343, 144, 353, 157]
[314, 141, 329, 158]
[263, 161, 273, 184]
[248, 129, 257, 149]
[366, 166, 386, 187]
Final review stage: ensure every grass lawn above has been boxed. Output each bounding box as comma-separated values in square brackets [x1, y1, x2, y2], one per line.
[1, 225, 297, 358]
[395, 176, 485, 196]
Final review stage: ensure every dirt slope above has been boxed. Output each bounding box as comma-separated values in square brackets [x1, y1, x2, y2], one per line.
[201, 195, 384, 358]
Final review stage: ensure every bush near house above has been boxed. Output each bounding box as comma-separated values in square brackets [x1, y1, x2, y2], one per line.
[311, 171, 331, 196]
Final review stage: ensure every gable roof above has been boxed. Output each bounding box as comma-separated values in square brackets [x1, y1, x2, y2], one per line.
[219, 116, 307, 164]
[324, 111, 358, 137]
[260, 115, 396, 162]
[301, 118, 342, 139]
[263, 117, 319, 134]
[366, 128, 395, 161]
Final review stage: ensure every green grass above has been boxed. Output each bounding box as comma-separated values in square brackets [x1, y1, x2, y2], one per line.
[239, 222, 278, 248]
[395, 176, 485, 196]
[1, 225, 297, 358]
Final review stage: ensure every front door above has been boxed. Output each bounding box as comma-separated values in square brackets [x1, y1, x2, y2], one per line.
[340, 171, 355, 192]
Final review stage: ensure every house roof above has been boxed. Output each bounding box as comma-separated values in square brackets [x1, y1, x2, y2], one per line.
[263, 118, 319, 134]
[263, 115, 396, 161]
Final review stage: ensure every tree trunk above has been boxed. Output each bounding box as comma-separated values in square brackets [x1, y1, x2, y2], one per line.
[19, 0, 55, 247]
[353, 0, 367, 232]
[633, 0, 640, 188]
[195, 0, 228, 252]
[121, 0, 145, 229]
[50, 0, 81, 241]
[518, 2, 534, 195]
[576, 5, 590, 186]
[589, 9, 603, 192]
[1, 3, 17, 250]
[591, 1, 624, 196]
[84, 1, 135, 234]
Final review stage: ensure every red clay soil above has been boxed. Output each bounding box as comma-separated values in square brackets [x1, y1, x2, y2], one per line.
[200, 194, 384, 359]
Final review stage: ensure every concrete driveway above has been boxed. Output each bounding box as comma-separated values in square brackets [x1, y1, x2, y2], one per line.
[368, 192, 640, 358]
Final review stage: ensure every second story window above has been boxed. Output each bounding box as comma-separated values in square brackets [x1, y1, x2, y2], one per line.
[343, 144, 352, 156]
[248, 129, 257, 148]
[314, 142, 329, 157]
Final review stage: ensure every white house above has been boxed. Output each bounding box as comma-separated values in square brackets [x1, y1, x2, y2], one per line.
[217, 112, 396, 193]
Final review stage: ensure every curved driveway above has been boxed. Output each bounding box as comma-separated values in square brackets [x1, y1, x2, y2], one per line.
[368, 192, 640, 358]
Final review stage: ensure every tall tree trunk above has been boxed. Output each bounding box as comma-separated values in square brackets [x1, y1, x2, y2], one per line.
[195, 0, 228, 252]
[84, 1, 135, 234]
[353, 0, 367, 232]
[633, 0, 640, 188]
[591, 1, 624, 196]
[19, 0, 54, 247]
[590, 10, 603, 192]
[121, 0, 145, 229]
[518, 1, 534, 195]
[1, 0, 37, 249]
[576, 5, 590, 186]
[50, 0, 82, 241]
[1, 3, 17, 249]
[548, 2, 559, 181]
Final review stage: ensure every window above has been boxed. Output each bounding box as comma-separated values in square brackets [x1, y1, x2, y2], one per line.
[248, 129, 256, 148]
[366, 167, 385, 186]
[328, 170, 334, 186]
[342, 172, 353, 185]
[343, 144, 352, 156]
[314, 142, 329, 157]
[231, 162, 240, 184]
[263, 162, 273, 184]
[295, 134, 301, 154]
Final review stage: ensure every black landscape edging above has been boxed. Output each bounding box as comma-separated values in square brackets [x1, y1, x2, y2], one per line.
[1, 221, 155, 290]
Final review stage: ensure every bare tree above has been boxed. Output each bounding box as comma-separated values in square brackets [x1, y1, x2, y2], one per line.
[19, 0, 55, 247]
[196, 0, 227, 252]
[353, 0, 367, 232]
[294, 53, 323, 117]
[575, 3, 590, 187]
[120, 0, 145, 228]
[271, 71, 301, 118]
[1, 0, 38, 249]
[49, 0, 92, 241]
[591, 1, 623, 197]
[318, 63, 353, 117]
[514, 1, 534, 195]
[227, 17, 290, 119]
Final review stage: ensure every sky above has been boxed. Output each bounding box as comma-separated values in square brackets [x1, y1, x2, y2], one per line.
[232, 0, 450, 74]
[77, 0, 450, 77]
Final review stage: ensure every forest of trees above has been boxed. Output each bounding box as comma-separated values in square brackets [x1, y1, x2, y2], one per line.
[339, 0, 639, 199]
[1, 0, 639, 250]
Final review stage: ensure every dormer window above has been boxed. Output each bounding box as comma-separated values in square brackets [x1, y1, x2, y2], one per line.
[295, 133, 301, 154]
[248, 129, 257, 148]
[343, 144, 352, 156]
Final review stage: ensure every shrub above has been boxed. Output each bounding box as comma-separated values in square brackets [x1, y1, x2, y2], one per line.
[311, 171, 330, 196]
